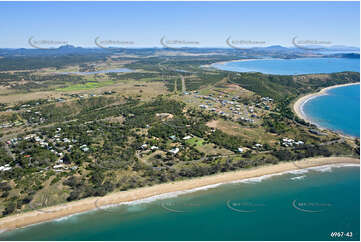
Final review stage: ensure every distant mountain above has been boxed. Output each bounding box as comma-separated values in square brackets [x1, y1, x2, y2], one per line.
[327, 53, 360, 59]
[0, 45, 109, 56]
[263, 45, 290, 51]
[0, 45, 358, 58]
[325, 45, 359, 51]
[293, 45, 359, 52]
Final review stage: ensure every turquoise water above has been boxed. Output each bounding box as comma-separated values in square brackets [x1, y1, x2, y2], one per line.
[213, 57, 360, 137]
[1, 165, 359, 241]
[212, 58, 360, 75]
[302, 84, 360, 137]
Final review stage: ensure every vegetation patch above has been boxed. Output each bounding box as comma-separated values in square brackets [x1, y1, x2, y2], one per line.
[186, 137, 205, 147]
[56, 80, 115, 91]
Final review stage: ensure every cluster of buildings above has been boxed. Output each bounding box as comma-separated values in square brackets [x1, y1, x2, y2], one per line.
[281, 138, 304, 147]
[138, 134, 196, 157]
[0, 94, 99, 130]
[4, 127, 86, 172]
[0, 120, 24, 129]
[256, 97, 273, 110]
[191, 93, 269, 124]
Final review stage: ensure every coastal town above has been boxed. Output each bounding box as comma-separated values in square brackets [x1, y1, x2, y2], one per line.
[0, 34, 359, 239]
[0, 1, 359, 241]
[0, 58, 358, 222]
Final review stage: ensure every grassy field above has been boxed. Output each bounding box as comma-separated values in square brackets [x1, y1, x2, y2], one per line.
[207, 119, 278, 144]
[56, 80, 115, 91]
[186, 137, 205, 146]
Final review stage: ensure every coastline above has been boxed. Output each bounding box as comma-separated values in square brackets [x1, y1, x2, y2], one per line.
[0, 156, 359, 233]
[207, 57, 308, 70]
[202, 58, 257, 69]
[293, 82, 360, 137]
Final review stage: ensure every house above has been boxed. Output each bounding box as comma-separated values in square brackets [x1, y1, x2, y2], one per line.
[183, 135, 192, 140]
[237, 148, 244, 153]
[53, 164, 65, 169]
[0, 164, 11, 171]
[169, 147, 180, 154]
[281, 138, 304, 147]
[252, 143, 263, 149]
[295, 141, 304, 146]
[63, 138, 71, 143]
[80, 144, 89, 152]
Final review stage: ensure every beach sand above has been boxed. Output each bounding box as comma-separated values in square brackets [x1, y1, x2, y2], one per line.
[293, 82, 360, 124]
[201, 58, 256, 69]
[0, 156, 359, 233]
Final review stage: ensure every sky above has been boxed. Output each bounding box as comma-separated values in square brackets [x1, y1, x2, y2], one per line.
[0, 1, 359, 48]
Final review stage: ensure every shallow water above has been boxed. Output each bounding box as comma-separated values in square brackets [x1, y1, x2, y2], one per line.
[212, 58, 360, 75]
[302, 84, 360, 137]
[1, 165, 359, 241]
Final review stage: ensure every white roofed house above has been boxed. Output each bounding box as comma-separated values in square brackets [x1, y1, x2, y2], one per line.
[0, 164, 12, 172]
[294, 141, 304, 146]
[169, 147, 180, 154]
[140, 144, 148, 150]
[53, 164, 65, 169]
[80, 144, 89, 152]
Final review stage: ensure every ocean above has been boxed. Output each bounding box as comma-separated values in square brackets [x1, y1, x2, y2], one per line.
[1, 57, 359, 241]
[213, 57, 360, 137]
[212, 58, 360, 75]
[302, 84, 360, 137]
[1, 165, 359, 241]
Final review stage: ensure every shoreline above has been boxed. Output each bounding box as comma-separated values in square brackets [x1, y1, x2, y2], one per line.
[293, 82, 360, 138]
[208, 58, 360, 76]
[201, 58, 257, 69]
[0, 156, 359, 233]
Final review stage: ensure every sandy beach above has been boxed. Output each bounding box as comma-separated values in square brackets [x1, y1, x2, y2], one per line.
[201, 58, 257, 69]
[207, 58, 289, 70]
[0, 156, 359, 233]
[293, 82, 360, 124]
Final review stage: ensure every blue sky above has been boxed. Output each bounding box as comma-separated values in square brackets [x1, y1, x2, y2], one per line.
[0, 1, 359, 48]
